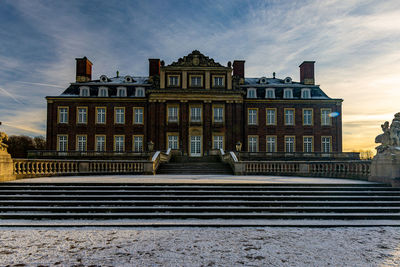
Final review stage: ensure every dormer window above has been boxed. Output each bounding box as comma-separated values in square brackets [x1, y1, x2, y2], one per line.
[283, 88, 293, 99]
[100, 75, 108, 83]
[98, 87, 108, 97]
[124, 75, 133, 83]
[284, 77, 292, 84]
[247, 88, 257, 98]
[135, 87, 145, 97]
[79, 86, 90, 97]
[265, 88, 275, 99]
[301, 88, 311, 99]
[259, 77, 268, 84]
[117, 87, 127, 97]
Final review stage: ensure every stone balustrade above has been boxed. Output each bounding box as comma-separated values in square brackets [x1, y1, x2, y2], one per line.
[241, 160, 371, 179]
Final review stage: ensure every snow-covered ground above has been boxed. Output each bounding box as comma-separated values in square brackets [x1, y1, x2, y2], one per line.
[0, 227, 399, 266]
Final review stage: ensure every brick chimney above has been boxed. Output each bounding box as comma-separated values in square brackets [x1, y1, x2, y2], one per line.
[299, 61, 315, 85]
[75, 57, 92, 83]
[233, 60, 245, 79]
[149, 58, 160, 77]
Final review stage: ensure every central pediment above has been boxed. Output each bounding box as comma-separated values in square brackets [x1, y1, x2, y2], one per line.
[168, 50, 224, 67]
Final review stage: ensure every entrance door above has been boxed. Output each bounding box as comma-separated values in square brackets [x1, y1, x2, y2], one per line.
[190, 136, 201, 157]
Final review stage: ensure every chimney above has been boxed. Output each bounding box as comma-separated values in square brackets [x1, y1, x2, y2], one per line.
[233, 60, 245, 79]
[75, 57, 92, 83]
[149, 58, 160, 77]
[299, 61, 315, 85]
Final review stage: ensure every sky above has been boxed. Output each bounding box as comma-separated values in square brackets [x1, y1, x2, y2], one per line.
[0, 0, 400, 152]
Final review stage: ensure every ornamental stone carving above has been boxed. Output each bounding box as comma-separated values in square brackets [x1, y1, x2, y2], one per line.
[0, 132, 8, 153]
[168, 50, 224, 67]
[375, 112, 400, 154]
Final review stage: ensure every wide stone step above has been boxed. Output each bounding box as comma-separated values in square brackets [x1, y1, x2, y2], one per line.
[1, 212, 400, 220]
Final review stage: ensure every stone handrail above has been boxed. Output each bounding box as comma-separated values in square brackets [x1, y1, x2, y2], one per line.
[13, 158, 151, 179]
[240, 160, 371, 179]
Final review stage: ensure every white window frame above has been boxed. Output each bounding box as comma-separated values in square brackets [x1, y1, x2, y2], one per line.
[190, 107, 202, 122]
[213, 135, 224, 150]
[168, 75, 179, 86]
[114, 135, 125, 152]
[303, 109, 313, 126]
[322, 136, 332, 153]
[95, 135, 106, 152]
[168, 135, 179, 150]
[247, 88, 257, 98]
[213, 76, 224, 87]
[76, 135, 87, 152]
[58, 107, 68, 124]
[133, 136, 143, 152]
[96, 107, 106, 124]
[283, 88, 293, 99]
[301, 88, 311, 99]
[248, 109, 258, 125]
[265, 88, 275, 99]
[284, 109, 295, 126]
[115, 108, 125, 124]
[79, 86, 90, 97]
[133, 107, 144, 124]
[135, 87, 145, 97]
[266, 108, 276, 125]
[190, 75, 202, 87]
[168, 106, 179, 123]
[285, 136, 295, 153]
[213, 107, 224, 123]
[77, 107, 87, 124]
[117, 87, 127, 97]
[303, 136, 313, 153]
[98, 87, 108, 97]
[57, 135, 68, 152]
[321, 109, 332, 126]
[248, 136, 258, 152]
[266, 136, 276, 152]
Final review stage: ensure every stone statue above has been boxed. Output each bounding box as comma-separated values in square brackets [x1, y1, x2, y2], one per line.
[0, 131, 8, 152]
[375, 112, 400, 154]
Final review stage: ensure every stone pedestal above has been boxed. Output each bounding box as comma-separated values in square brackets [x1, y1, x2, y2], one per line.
[369, 150, 400, 187]
[0, 151, 15, 182]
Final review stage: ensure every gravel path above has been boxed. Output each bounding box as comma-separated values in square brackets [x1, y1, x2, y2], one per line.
[0, 227, 399, 266]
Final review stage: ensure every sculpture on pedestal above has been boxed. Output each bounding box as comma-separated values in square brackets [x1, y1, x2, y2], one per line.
[0, 132, 8, 153]
[375, 112, 400, 153]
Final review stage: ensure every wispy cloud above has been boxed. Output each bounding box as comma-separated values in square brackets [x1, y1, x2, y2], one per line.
[0, 86, 24, 104]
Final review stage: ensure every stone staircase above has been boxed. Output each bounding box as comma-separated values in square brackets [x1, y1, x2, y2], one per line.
[157, 155, 233, 174]
[0, 182, 400, 226]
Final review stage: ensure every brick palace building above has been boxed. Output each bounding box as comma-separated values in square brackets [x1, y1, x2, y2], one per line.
[45, 50, 342, 157]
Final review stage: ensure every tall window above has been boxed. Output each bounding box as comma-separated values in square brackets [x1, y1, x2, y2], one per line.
[321, 109, 331, 126]
[96, 136, 106, 152]
[115, 108, 125, 124]
[96, 107, 106, 124]
[301, 88, 311, 99]
[190, 76, 202, 87]
[283, 88, 293, 99]
[98, 87, 108, 97]
[213, 76, 224, 87]
[213, 136, 224, 149]
[247, 88, 257, 98]
[76, 135, 87, 152]
[285, 109, 294, 125]
[285, 136, 295, 152]
[266, 136, 276, 152]
[57, 135, 68, 152]
[266, 109, 276, 125]
[322, 137, 331, 153]
[117, 87, 127, 97]
[213, 107, 224, 123]
[248, 109, 258, 125]
[58, 107, 68, 123]
[77, 107, 87, 124]
[303, 109, 313, 126]
[168, 75, 179, 86]
[265, 89, 275, 99]
[168, 135, 179, 150]
[134, 108, 144, 124]
[114, 136, 124, 152]
[303, 137, 313, 152]
[168, 106, 178, 122]
[190, 107, 201, 122]
[248, 136, 258, 152]
[133, 136, 143, 152]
